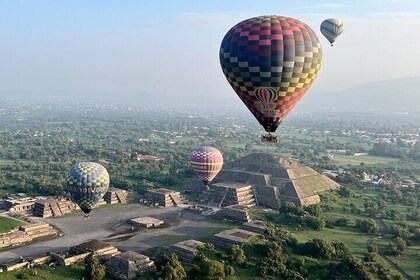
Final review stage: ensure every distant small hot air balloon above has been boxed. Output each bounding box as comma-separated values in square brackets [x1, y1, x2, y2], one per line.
[190, 146, 223, 188]
[220, 16, 322, 143]
[320, 18, 343, 46]
[65, 162, 109, 218]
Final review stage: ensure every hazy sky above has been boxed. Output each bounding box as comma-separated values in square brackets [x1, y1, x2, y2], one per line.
[1, 0, 420, 100]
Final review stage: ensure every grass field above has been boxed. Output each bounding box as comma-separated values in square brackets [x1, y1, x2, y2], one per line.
[0, 265, 87, 280]
[331, 154, 400, 165]
[0, 216, 24, 233]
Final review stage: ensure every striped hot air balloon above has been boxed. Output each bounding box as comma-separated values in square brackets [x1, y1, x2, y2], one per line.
[190, 146, 223, 187]
[220, 16, 322, 136]
[320, 18, 343, 46]
[66, 162, 109, 218]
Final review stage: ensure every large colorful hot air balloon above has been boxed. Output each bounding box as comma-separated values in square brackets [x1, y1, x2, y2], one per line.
[320, 18, 343, 46]
[66, 162, 109, 218]
[220, 16, 322, 143]
[190, 146, 223, 188]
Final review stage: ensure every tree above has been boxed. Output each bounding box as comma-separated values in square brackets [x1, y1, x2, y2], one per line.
[228, 245, 246, 265]
[355, 219, 379, 234]
[85, 253, 106, 280]
[305, 204, 322, 217]
[200, 258, 225, 280]
[159, 253, 186, 280]
[334, 217, 350, 227]
[388, 237, 407, 256]
[301, 238, 336, 259]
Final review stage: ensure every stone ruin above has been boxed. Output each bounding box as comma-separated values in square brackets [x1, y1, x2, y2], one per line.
[211, 228, 259, 249]
[189, 153, 340, 209]
[214, 205, 251, 223]
[129, 217, 164, 228]
[144, 188, 187, 207]
[240, 220, 267, 235]
[169, 239, 205, 264]
[104, 187, 128, 204]
[32, 198, 76, 218]
[200, 182, 255, 208]
[105, 251, 156, 280]
[50, 239, 120, 266]
[0, 222, 57, 249]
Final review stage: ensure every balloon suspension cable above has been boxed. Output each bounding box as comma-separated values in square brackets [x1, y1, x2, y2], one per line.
[83, 214, 90, 219]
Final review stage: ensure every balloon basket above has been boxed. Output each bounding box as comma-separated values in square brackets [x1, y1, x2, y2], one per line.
[83, 214, 90, 219]
[261, 134, 279, 144]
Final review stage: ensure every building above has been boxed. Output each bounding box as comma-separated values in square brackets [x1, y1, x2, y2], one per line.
[104, 188, 128, 204]
[32, 198, 76, 218]
[70, 239, 120, 257]
[0, 194, 37, 213]
[200, 182, 255, 208]
[104, 251, 156, 280]
[145, 188, 187, 207]
[187, 153, 339, 209]
[50, 239, 120, 266]
[214, 205, 251, 223]
[129, 217, 164, 228]
[135, 154, 165, 161]
[169, 240, 205, 264]
[240, 220, 266, 235]
[0, 222, 56, 249]
[211, 228, 259, 248]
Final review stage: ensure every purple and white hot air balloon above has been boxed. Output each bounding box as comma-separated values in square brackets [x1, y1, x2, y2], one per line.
[190, 146, 223, 188]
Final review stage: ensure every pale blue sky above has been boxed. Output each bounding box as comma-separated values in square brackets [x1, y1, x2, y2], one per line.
[1, 0, 420, 100]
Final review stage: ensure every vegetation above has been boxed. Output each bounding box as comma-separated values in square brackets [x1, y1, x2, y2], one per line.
[158, 253, 186, 280]
[0, 216, 24, 233]
[85, 253, 106, 280]
[0, 102, 418, 279]
[0, 266, 86, 280]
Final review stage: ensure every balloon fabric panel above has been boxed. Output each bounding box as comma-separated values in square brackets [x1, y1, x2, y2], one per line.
[190, 146, 223, 185]
[320, 18, 343, 45]
[65, 162, 109, 214]
[220, 16, 322, 132]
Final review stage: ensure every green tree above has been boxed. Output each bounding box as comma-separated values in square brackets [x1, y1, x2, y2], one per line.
[159, 253, 186, 280]
[305, 204, 322, 217]
[85, 253, 106, 280]
[228, 245, 246, 265]
[200, 258, 225, 280]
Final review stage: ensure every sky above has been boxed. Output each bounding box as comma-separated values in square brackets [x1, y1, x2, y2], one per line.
[1, 0, 420, 102]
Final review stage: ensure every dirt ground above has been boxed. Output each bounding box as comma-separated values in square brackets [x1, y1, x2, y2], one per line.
[0, 204, 232, 263]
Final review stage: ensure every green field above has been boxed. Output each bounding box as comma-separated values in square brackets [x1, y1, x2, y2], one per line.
[331, 154, 399, 165]
[0, 216, 24, 233]
[0, 266, 86, 280]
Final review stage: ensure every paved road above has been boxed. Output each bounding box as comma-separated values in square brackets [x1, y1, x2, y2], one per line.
[0, 204, 229, 264]
[367, 218, 413, 280]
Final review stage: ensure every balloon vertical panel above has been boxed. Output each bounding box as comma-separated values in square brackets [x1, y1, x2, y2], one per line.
[220, 16, 322, 133]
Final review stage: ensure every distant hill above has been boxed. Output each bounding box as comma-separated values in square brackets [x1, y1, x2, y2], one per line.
[298, 77, 420, 112]
[1, 76, 419, 112]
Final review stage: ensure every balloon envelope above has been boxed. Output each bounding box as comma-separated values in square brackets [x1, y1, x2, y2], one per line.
[190, 146, 223, 186]
[320, 18, 343, 45]
[66, 162, 109, 214]
[220, 16, 322, 133]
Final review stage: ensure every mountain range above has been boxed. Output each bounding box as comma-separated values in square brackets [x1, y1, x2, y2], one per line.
[1, 77, 419, 112]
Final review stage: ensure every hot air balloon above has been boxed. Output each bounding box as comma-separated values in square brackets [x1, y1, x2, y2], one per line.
[220, 16, 322, 143]
[320, 18, 343, 46]
[65, 162, 109, 218]
[190, 146, 223, 188]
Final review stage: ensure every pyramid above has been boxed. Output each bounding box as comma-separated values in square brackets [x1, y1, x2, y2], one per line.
[195, 153, 339, 209]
